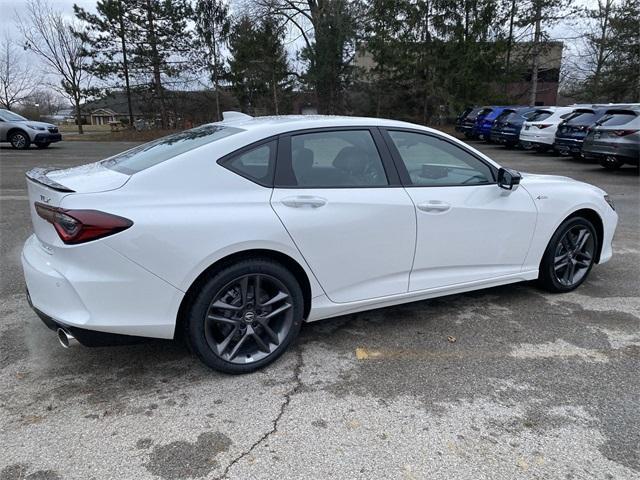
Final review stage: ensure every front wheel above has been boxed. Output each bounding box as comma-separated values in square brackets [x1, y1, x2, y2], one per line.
[186, 259, 304, 374]
[538, 217, 597, 293]
[9, 131, 30, 149]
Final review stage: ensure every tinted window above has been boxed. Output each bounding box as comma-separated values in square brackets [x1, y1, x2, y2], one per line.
[388, 131, 494, 187]
[599, 112, 637, 126]
[0, 110, 27, 121]
[280, 130, 388, 187]
[224, 141, 276, 186]
[565, 111, 596, 125]
[528, 110, 553, 122]
[103, 124, 242, 174]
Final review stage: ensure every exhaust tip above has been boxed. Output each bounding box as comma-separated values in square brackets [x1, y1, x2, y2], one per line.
[57, 328, 77, 348]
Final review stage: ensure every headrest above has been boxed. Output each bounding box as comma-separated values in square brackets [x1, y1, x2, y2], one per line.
[333, 147, 368, 174]
[293, 147, 314, 170]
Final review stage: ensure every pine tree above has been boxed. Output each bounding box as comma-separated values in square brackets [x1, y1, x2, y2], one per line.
[194, 0, 230, 121]
[228, 16, 291, 115]
[74, 0, 135, 125]
[127, 0, 193, 128]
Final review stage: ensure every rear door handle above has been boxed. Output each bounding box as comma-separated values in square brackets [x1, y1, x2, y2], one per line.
[281, 195, 327, 209]
[417, 201, 451, 213]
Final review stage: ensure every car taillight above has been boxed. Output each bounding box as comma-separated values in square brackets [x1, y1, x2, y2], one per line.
[535, 124, 552, 129]
[611, 129, 639, 137]
[35, 202, 132, 244]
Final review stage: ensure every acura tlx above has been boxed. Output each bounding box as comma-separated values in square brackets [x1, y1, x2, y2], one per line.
[22, 113, 618, 373]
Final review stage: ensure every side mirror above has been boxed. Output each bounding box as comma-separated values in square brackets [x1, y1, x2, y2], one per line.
[497, 167, 521, 191]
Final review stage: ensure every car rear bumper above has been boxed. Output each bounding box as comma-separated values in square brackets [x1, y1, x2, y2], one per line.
[21, 234, 183, 340]
[554, 137, 584, 154]
[491, 131, 519, 144]
[582, 142, 640, 163]
[33, 133, 62, 143]
[519, 130, 554, 147]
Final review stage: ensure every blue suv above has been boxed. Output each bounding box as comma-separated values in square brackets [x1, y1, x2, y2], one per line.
[473, 106, 510, 141]
[490, 107, 537, 148]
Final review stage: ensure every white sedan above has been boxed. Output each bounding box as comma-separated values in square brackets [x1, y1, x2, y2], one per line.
[22, 113, 618, 373]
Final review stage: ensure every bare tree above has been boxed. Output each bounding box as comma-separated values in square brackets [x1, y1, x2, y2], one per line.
[0, 35, 40, 110]
[16, 0, 90, 133]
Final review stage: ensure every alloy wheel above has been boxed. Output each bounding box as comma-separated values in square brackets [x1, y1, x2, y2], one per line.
[553, 225, 595, 287]
[204, 274, 293, 364]
[11, 133, 27, 149]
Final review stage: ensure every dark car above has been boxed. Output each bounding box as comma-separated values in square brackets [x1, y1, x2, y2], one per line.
[454, 107, 474, 132]
[582, 107, 640, 170]
[473, 106, 511, 141]
[457, 107, 484, 139]
[490, 107, 537, 148]
[554, 107, 609, 157]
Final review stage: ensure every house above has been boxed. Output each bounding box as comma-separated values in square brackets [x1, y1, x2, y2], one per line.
[90, 108, 121, 125]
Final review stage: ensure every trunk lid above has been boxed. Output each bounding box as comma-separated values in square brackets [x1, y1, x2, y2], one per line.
[26, 163, 130, 245]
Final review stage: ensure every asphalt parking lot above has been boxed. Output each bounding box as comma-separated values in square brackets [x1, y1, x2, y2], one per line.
[0, 139, 638, 480]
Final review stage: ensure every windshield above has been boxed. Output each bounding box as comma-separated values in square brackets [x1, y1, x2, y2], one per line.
[0, 110, 27, 122]
[528, 110, 553, 122]
[102, 124, 243, 174]
[565, 111, 596, 125]
[598, 112, 637, 127]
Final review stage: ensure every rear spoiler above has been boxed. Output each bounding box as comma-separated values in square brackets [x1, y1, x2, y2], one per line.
[26, 167, 75, 193]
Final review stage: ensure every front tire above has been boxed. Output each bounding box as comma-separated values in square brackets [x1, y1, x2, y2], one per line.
[538, 217, 597, 293]
[9, 131, 30, 150]
[186, 259, 304, 374]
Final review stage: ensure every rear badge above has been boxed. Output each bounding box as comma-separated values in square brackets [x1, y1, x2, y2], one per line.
[40, 194, 51, 203]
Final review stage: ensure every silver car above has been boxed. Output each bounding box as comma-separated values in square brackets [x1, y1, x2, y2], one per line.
[583, 107, 640, 170]
[0, 109, 62, 149]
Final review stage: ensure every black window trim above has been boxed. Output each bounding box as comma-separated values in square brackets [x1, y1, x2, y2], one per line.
[379, 127, 499, 188]
[217, 135, 279, 188]
[273, 126, 402, 189]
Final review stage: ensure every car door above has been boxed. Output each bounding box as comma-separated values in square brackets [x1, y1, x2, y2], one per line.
[382, 128, 537, 291]
[270, 128, 416, 303]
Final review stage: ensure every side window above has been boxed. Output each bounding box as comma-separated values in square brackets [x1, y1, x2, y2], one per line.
[278, 130, 389, 188]
[222, 140, 276, 186]
[387, 131, 494, 187]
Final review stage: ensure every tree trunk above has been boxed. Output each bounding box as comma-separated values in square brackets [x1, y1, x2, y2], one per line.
[118, 1, 134, 127]
[74, 95, 83, 134]
[529, 3, 542, 106]
[504, 0, 517, 94]
[146, 0, 167, 129]
[593, 0, 612, 100]
[212, 41, 221, 121]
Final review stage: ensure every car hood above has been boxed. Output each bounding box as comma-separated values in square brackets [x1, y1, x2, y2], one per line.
[17, 120, 56, 129]
[520, 172, 605, 195]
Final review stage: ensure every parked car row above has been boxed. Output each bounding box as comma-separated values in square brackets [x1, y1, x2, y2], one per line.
[456, 104, 640, 170]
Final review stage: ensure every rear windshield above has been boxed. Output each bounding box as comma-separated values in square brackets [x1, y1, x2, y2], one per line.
[102, 124, 242, 174]
[496, 111, 515, 122]
[528, 110, 553, 122]
[565, 111, 596, 125]
[598, 112, 637, 127]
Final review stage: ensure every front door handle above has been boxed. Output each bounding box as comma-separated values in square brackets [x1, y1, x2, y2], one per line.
[417, 201, 451, 213]
[281, 195, 327, 209]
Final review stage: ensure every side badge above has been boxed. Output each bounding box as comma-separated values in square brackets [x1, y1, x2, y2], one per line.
[536, 195, 548, 200]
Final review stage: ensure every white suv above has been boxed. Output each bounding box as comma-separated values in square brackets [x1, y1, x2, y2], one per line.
[519, 106, 576, 152]
[0, 109, 62, 149]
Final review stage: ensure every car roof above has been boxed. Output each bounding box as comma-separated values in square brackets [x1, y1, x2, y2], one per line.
[213, 114, 433, 137]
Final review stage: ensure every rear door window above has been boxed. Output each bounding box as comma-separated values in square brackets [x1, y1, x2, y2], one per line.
[277, 130, 389, 188]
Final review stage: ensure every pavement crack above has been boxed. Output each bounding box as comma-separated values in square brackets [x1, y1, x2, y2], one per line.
[215, 347, 304, 479]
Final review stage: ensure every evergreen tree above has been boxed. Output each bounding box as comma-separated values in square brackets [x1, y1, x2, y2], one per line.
[127, 0, 193, 128]
[193, 0, 230, 121]
[228, 15, 291, 115]
[74, 0, 135, 125]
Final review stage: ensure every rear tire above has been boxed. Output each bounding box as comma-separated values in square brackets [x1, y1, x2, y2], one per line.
[186, 259, 304, 374]
[599, 155, 623, 170]
[538, 217, 597, 293]
[9, 131, 30, 150]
